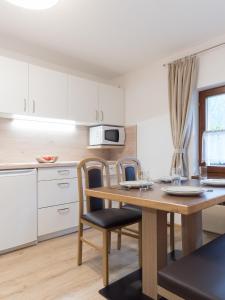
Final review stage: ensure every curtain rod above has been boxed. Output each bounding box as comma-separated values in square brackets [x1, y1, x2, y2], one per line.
[163, 41, 225, 67]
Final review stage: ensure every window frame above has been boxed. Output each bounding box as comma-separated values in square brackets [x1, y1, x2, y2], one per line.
[199, 85, 225, 177]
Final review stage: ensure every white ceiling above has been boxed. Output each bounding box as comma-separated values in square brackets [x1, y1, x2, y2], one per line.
[0, 0, 225, 78]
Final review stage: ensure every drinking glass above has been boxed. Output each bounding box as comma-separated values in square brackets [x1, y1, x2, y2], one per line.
[171, 167, 182, 185]
[139, 170, 151, 191]
[199, 166, 207, 181]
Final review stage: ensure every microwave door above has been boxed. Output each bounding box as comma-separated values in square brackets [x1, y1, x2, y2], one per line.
[104, 129, 119, 144]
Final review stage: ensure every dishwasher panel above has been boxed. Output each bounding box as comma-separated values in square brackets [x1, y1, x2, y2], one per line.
[0, 169, 37, 252]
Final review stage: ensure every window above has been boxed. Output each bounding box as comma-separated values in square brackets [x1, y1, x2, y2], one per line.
[199, 85, 225, 176]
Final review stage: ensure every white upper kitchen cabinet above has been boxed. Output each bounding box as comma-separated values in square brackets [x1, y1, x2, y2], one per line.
[98, 84, 124, 126]
[68, 76, 98, 124]
[0, 56, 28, 115]
[29, 65, 68, 119]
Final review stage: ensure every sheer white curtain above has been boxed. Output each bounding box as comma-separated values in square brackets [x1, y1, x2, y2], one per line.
[202, 130, 225, 166]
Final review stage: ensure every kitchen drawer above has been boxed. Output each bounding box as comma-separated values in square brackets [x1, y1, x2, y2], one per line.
[38, 178, 77, 208]
[38, 166, 76, 181]
[38, 203, 76, 236]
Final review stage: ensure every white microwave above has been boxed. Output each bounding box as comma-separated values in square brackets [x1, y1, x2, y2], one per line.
[89, 125, 125, 146]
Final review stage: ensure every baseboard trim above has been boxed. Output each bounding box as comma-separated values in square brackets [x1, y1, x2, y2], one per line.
[38, 227, 77, 242]
[0, 240, 37, 255]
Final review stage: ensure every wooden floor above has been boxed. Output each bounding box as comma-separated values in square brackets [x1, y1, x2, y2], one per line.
[0, 226, 218, 300]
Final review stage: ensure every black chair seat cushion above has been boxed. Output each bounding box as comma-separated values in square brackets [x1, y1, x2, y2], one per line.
[123, 204, 142, 215]
[82, 208, 141, 228]
[158, 234, 225, 300]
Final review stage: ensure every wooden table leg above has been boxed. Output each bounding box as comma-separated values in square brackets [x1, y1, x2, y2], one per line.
[142, 208, 167, 299]
[182, 211, 203, 256]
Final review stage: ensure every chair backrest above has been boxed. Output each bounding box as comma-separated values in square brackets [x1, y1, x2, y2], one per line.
[116, 157, 142, 183]
[77, 157, 110, 216]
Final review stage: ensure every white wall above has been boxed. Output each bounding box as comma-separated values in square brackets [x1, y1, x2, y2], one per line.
[137, 114, 173, 178]
[121, 61, 169, 125]
[198, 46, 225, 89]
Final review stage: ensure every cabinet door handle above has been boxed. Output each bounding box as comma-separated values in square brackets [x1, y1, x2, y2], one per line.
[57, 170, 70, 175]
[57, 208, 70, 215]
[32, 100, 35, 113]
[57, 182, 70, 188]
[24, 99, 27, 112]
[96, 110, 99, 121]
[101, 110, 104, 121]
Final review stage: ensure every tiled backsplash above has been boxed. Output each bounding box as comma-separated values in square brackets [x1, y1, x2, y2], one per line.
[0, 118, 137, 163]
[109, 125, 137, 161]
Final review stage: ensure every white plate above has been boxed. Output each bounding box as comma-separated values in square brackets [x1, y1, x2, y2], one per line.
[201, 179, 225, 187]
[120, 180, 154, 188]
[159, 176, 188, 183]
[161, 186, 205, 196]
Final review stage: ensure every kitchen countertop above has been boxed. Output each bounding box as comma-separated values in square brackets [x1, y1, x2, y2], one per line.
[0, 161, 79, 170]
[0, 160, 116, 170]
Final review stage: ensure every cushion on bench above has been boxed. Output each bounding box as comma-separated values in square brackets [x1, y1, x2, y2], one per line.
[158, 234, 225, 300]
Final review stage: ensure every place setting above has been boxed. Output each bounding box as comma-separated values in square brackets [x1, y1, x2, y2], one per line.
[117, 164, 225, 197]
[118, 167, 209, 196]
[159, 166, 209, 197]
[119, 170, 154, 191]
[198, 165, 225, 186]
[159, 165, 225, 197]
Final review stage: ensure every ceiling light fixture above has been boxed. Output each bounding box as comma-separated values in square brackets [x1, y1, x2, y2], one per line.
[6, 0, 59, 10]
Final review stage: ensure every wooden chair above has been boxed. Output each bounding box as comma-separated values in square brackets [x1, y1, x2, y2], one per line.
[116, 157, 175, 253]
[77, 157, 142, 286]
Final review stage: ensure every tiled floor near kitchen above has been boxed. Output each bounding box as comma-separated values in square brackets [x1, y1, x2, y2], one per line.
[0, 227, 218, 300]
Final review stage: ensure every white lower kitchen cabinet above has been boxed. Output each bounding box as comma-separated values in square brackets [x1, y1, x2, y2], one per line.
[37, 166, 78, 240]
[0, 169, 37, 253]
[38, 166, 76, 181]
[38, 203, 76, 237]
[38, 178, 77, 208]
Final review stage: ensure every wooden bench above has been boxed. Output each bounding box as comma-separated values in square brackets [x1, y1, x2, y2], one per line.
[158, 234, 225, 300]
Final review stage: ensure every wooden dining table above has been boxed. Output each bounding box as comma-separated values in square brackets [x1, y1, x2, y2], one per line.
[85, 180, 225, 300]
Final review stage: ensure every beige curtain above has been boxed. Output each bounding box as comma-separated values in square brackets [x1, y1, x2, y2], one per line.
[168, 56, 198, 177]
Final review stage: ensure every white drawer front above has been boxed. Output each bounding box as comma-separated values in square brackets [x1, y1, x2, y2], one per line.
[38, 178, 77, 208]
[38, 167, 76, 181]
[38, 203, 76, 236]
